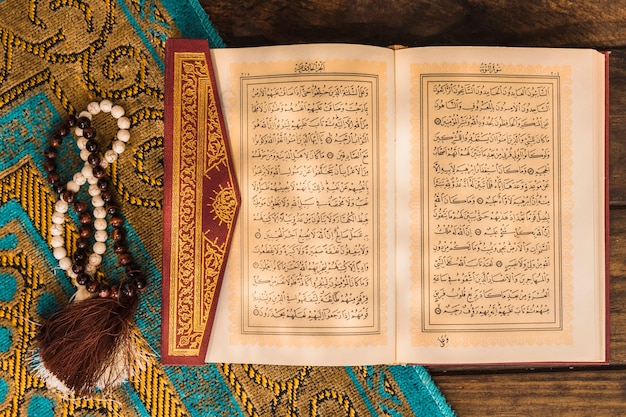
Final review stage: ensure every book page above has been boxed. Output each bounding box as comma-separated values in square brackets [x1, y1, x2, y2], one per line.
[395, 47, 606, 364]
[208, 44, 397, 365]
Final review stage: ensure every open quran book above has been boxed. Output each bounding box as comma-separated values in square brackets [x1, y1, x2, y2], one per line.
[162, 39, 608, 366]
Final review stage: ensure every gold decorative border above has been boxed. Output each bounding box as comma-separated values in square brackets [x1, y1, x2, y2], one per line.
[164, 47, 240, 359]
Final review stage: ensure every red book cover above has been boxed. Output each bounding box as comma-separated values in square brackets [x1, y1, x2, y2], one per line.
[161, 38, 241, 365]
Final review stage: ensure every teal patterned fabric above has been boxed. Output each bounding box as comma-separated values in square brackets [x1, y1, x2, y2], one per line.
[0, 0, 455, 415]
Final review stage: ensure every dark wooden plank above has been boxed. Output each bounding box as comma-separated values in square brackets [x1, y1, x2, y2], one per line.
[199, 0, 626, 49]
[609, 50, 626, 204]
[609, 209, 626, 364]
[431, 367, 626, 416]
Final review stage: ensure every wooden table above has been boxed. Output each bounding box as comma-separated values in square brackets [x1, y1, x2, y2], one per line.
[198, 1, 626, 414]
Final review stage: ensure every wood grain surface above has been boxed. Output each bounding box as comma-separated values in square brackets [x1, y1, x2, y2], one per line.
[198, 1, 626, 415]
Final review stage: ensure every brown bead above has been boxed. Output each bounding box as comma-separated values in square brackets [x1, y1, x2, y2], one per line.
[120, 282, 136, 299]
[65, 115, 77, 127]
[87, 152, 101, 167]
[78, 225, 92, 238]
[43, 159, 56, 172]
[106, 205, 119, 216]
[97, 178, 109, 190]
[110, 215, 124, 228]
[76, 237, 89, 250]
[77, 116, 91, 129]
[92, 165, 105, 178]
[85, 139, 99, 153]
[110, 285, 119, 299]
[101, 190, 113, 203]
[75, 272, 89, 286]
[74, 200, 88, 213]
[87, 282, 99, 293]
[62, 190, 76, 203]
[47, 172, 60, 184]
[48, 135, 63, 147]
[132, 274, 148, 292]
[98, 285, 111, 299]
[57, 124, 70, 137]
[71, 263, 85, 274]
[53, 182, 65, 194]
[118, 253, 132, 266]
[78, 212, 92, 224]
[73, 249, 87, 263]
[83, 127, 96, 140]
[113, 242, 127, 254]
[111, 228, 124, 242]
[44, 146, 58, 159]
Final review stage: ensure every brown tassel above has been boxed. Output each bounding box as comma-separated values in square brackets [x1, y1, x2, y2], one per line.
[35, 291, 139, 395]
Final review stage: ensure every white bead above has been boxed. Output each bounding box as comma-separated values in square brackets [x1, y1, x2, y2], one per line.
[74, 127, 83, 137]
[50, 223, 64, 236]
[93, 241, 106, 254]
[50, 235, 65, 248]
[100, 99, 113, 112]
[93, 206, 107, 218]
[88, 253, 102, 266]
[79, 149, 91, 162]
[66, 180, 80, 193]
[94, 218, 107, 230]
[87, 175, 98, 185]
[92, 195, 105, 207]
[116, 129, 130, 142]
[111, 105, 125, 119]
[117, 116, 131, 129]
[59, 257, 73, 271]
[51, 212, 65, 224]
[85, 263, 97, 275]
[49, 224, 64, 238]
[76, 137, 88, 150]
[88, 184, 101, 196]
[112, 140, 125, 154]
[82, 164, 93, 179]
[67, 270, 78, 279]
[95, 230, 108, 242]
[53, 246, 67, 260]
[73, 172, 86, 185]
[78, 110, 92, 120]
[87, 101, 101, 115]
[54, 199, 68, 213]
[104, 149, 118, 163]
[99, 159, 109, 170]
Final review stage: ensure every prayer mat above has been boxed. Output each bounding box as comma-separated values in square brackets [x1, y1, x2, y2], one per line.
[0, 0, 456, 415]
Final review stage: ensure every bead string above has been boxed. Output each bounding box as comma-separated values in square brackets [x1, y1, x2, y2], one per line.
[45, 100, 147, 302]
